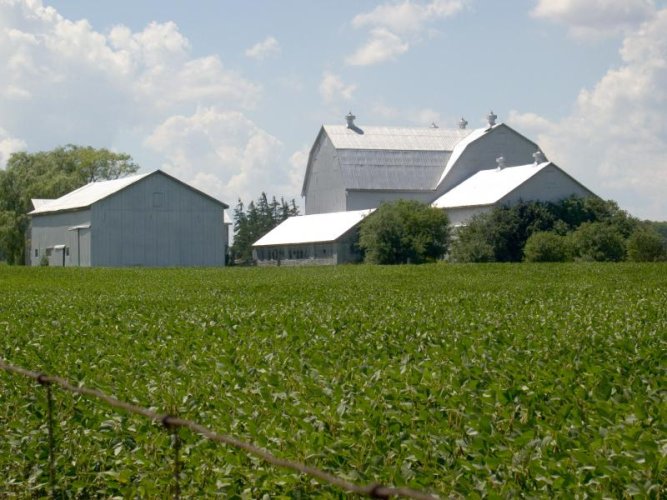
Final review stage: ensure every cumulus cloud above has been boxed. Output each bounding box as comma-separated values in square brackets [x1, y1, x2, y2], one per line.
[244, 36, 281, 60]
[145, 107, 301, 205]
[0, 128, 26, 167]
[0, 0, 288, 206]
[319, 71, 357, 103]
[347, 0, 467, 65]
[510, 7, 667, 219]
[531, 0, 656, 39]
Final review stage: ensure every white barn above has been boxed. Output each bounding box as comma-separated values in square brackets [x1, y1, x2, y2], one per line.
[254, 112, 596, 265]
[29, 170, 229, 267]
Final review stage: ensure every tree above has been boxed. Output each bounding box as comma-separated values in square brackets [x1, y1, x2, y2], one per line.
[626, 226, 666, 262]
[231, 193, 299, 264]
[571, 222, 626, 262]
[0, 145, 138, 264]
[358, 200, 450, 264]
[523, 231, 572, 262]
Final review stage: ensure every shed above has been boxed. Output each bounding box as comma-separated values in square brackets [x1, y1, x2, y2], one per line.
[253, 209, 373, 266]
[29, 170, 229, 267]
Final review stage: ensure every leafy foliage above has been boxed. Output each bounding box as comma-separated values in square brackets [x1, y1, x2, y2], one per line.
[571, 222, 627, 262]
[231, 193, 299, 264]
[523, 231, 572, 262]
[626, 225, 667, 262]
[0, 264, 665, 496]
[0, 146, 138, 264]
[451, 197, 641, 263]
[0, 264, 665, 497]
[359, 200, 450, 264]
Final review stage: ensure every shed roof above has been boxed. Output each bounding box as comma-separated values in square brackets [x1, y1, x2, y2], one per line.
[432, 162, 552, 208]
[29, 170, 228, 215]
[253, 209, 374, 246]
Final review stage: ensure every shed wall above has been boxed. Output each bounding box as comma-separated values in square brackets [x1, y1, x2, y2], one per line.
[30, 210, 92, 267]
[91, 174, 226, 267]
[346, 190, 435, 211]
[501, 165, 594, 205]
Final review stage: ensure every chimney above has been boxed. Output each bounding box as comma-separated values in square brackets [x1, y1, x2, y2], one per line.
[458, 117, 468, 129]
[496, 156, 505, 170]
[345, 112, 356, 128]
[487, 110, 497, 127]
[532, 150, 546, 165]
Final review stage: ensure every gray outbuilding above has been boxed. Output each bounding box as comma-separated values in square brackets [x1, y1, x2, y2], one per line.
[29, 170, 229, 267]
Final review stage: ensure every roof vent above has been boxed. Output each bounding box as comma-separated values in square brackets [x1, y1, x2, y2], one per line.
[458, 117, 468, 129]
[345, 112, 356, 128]
[496, 156, 505, 170]
[430, 122, 439, 129]
[532, 150, 546, 165]
[487, 110, 497, 127]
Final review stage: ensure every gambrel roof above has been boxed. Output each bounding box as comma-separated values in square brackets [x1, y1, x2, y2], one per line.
[30, 170, 228, 215]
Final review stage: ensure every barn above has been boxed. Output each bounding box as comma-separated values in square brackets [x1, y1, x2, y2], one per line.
[29, 170, 229, 267]
[253, 112, 596, 265]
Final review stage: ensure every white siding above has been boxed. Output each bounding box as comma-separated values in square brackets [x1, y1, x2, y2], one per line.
[304, 136, 347, 214]
[30, 210, 92, 267]
[501, 165, 594, 205]
[346, 190, 435, 211]
[91, 174, 226, 267]
[444, 206, 490, 227]
[436, 126, 538, 196]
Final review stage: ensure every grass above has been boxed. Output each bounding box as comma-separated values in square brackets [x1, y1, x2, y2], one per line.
[0, 263, 665, 497]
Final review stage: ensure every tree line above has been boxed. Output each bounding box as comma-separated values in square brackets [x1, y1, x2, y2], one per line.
[231, 193, 299, 264]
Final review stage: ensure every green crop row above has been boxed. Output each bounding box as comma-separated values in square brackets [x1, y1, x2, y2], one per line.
[1, 264, 665, 498]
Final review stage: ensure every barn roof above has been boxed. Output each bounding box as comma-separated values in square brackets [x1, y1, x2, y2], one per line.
[253, 209, 374, 246]
[29, 170, 228, 215]
[432, 162, 552, 208]
[302, 125, 476, 196]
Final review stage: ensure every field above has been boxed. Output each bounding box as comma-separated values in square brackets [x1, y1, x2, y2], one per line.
[1, 264, 665, 498]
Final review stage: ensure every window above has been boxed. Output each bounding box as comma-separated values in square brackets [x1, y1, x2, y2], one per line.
[65, 247, 70, 257]
[35, 249, 39, 257]
[46, 247, 53, 257]
[152, 192, 164, 208]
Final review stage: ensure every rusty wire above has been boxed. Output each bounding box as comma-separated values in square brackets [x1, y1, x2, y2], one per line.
[0, 358, 439, 499]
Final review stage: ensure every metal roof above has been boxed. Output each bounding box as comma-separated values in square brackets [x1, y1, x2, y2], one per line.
[29, 172, 152, 215]
[338, 149, 449, 190]
[29, 170, 229, 215]
[432, 162, 551, 208]
[324, 125, 473, 151]
[253, 209, 374, 246]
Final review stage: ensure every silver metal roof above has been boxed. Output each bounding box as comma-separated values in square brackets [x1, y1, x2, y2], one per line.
[338, 149, 450, 190]
[253, 209, 374, 246]
[324, 125, 473, 151]
[432, 162, 551, 208]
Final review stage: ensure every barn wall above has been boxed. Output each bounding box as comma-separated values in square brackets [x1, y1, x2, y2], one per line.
[30, 210, 91, 267]
[91, 173, 227, 267]
[443, 206, 491, 227]
[303, 136, 346, 214]
[502, 165, 595, 205]
[346, 190, 435, 211]
[437, 126, 538, 196]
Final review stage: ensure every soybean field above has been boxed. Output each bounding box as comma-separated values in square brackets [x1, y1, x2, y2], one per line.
[0, 264, 665, 497]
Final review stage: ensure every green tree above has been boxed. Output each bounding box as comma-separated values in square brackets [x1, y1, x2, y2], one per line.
[0, 145, 138, 264]
[571, 222, 626, 262]
[231, 193, 299, 264]
[626, 226, 666, 262]
[359, 200, 450, 264]
[523, 231, 572, 262]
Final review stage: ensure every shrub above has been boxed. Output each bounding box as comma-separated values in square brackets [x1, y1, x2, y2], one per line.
[626, 226, 666, 261]
[523, 231, 572, 262]
[572, 222, 626, 262]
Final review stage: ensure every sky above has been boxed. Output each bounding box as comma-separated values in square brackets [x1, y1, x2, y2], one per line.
[1, 0, 666, 220]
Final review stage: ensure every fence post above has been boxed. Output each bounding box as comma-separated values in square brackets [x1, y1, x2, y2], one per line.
[38, 375, 56, 497]
[162, 415, 181, 499]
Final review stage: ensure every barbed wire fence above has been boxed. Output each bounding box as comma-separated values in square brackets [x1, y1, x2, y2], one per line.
[0, 358, 440, 499]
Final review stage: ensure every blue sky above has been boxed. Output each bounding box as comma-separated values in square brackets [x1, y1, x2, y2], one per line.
[1, 0, 666, 219]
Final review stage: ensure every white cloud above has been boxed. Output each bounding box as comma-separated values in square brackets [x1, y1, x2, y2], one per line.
[0, 0, 261, 151]
[0, 128, 27, 167]
[346, 28, 409, 66]
[145, 107, 300, 205]
[244, 36, 281, 60]
[319, 71, 357, 103]
[510, 8, 667, 219]
[347, 0, 467, 65]
[531, 0, 656, 39]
